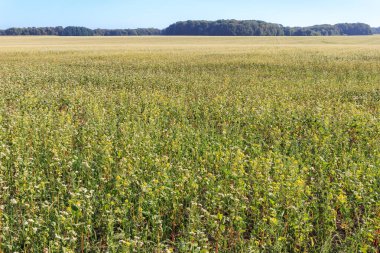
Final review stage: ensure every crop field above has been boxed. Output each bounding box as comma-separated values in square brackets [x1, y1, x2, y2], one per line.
[0, 36, 380, 252]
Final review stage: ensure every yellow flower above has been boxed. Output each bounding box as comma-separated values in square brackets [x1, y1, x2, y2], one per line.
[296, 179, 305, 187]
[337, 193, 347, 204]
[270, 217, 279, 225]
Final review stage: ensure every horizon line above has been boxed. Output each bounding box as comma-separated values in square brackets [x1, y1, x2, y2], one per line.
[1, 19, 379, 30]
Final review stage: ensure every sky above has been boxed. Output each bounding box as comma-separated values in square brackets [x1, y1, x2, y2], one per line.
[0, 0, 379, 29]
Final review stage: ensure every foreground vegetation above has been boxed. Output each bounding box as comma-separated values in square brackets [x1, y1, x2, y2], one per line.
[0, 36, 379, 252]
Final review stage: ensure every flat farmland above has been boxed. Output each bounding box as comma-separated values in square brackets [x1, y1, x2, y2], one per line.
[0, 36, 379, 252]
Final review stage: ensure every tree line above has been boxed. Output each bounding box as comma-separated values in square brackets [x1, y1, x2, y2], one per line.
[0, 21, 375, 36]
[372, 27, 380, 34]
[0, 26, 160, 36]
[162, 20, 373, 36]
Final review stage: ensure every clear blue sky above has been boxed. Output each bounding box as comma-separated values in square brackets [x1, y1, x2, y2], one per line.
[0, 0, 379, 29]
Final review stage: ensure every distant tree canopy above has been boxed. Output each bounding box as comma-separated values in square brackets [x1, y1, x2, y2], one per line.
[61, 26, 94, 36]
[0, 26, 160, 36]
[0, 27, 63, 36]
[93, 28, 161, 36]
[163, 20, 284, 36]
[0, 21, 373, 36]
[372, 27, 380, 34]
[162, 20, 373, 36]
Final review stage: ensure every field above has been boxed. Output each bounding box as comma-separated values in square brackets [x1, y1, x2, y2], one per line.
[0, 36, 380, 252]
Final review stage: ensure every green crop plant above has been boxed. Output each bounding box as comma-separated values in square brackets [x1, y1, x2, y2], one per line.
[0, 36, 379, 252]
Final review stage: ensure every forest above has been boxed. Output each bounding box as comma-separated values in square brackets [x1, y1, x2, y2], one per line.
[0, 26, 161, 36]
[0, 20, 375, 36]
[163, 20, 373, 36]
[372, 27, 380, 34]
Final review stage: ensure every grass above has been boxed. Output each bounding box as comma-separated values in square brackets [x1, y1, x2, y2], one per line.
[0, 36, 379, 252]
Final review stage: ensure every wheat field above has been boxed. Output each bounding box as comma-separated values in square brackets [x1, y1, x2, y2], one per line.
[0, 36, 379, 252]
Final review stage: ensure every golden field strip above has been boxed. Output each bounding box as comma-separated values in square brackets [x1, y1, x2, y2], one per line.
[0, 36, 380, 252]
